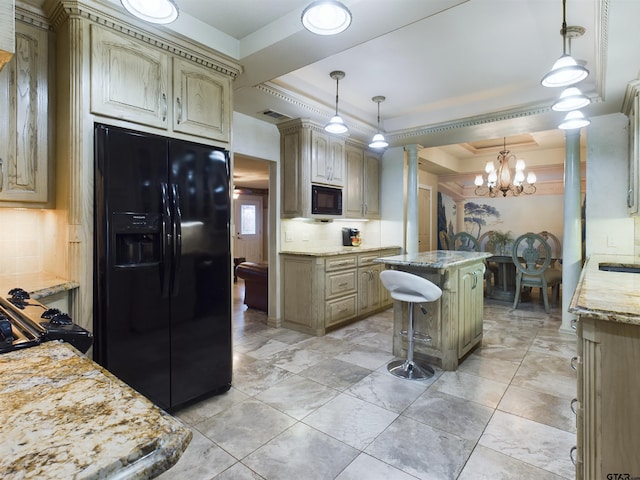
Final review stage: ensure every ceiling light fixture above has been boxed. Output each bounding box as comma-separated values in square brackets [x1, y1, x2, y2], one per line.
[552, 86, 591, 111]
[474, 138, 536, 197]
[325, 70, 348, 134]
[541, 0, 588, 88]
[121, 0, 179, 24]
[301, 0, 352, 35]
[558, 110, 591, 130]
[369, 96, 389, 149]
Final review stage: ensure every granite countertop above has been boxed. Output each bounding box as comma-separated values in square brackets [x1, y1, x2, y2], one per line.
[280, 245, 401, 256]
[569, 254, 640, 325]
[0, 342, 192, 479]
[0, 272, 78, 300]
[374, 250, 492, 269]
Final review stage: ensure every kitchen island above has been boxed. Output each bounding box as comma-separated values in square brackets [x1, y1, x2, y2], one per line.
[568, 254, 640, 480]
[375, 250, 491, 370]
[0, 341, 191, 479]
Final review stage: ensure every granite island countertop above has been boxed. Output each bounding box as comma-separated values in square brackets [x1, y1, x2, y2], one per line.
[0, 342, 192, 479]
[280, 245, 401, 257]
[374, 250, 492, 270]
[569, 254, 640, 325]
[0, 272, 78, 300]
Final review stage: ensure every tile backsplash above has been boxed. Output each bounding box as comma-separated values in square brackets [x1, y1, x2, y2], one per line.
[0, 209, 46, 275]
[281, 219, 382, 251]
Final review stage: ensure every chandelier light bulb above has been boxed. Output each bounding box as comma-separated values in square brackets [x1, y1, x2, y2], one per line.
[485, 161, 495, 174]
[302, 0, 352, 35]
[474, 175, 484, 187]
[121, 0, 178, 24]
[527, 172, 537, 184]
[515, 159, 526, 171]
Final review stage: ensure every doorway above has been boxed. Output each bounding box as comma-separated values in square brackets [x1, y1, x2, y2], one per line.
[233, 194, 264, 263]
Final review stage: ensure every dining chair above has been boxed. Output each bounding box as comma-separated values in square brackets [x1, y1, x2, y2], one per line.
[538, 231, 562, 268]
[511, 232, 561, 313]
[478, 231, 498, 296]
[451, 232, 479, 252]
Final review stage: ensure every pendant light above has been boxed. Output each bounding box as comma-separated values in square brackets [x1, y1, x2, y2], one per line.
[325, 71, 348, 134]
[552, 86, 590, 111]
[369, 96, 389, 149]
[558, 110, 590, 130]
[301, 0, 352, 36]
[121, 0, 178, 24]
[541, 0, 588, 88]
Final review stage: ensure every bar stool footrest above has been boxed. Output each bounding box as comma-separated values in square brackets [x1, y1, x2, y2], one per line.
[399, 331, 432, 343]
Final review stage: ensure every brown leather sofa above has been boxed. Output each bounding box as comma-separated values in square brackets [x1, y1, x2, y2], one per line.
[235, 262, 268, 311]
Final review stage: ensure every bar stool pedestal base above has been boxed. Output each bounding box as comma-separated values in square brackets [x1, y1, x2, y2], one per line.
[387, 359, 434, 380]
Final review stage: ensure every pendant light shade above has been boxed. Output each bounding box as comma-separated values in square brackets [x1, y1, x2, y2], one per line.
[558, 110, 590, 130]
[369, 96, 388, 149]
[302, 0, 352, 36]
[541, 55, 589, 88]
[324, 71, 348, 134]
[121, 0, 178, 24]
[552, 86, 591, 111]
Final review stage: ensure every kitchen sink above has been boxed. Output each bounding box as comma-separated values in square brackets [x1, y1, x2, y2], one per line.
[598, 262, 640, 273]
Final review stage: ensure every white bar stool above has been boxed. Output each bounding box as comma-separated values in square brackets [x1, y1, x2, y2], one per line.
[380, 269, 442, 380]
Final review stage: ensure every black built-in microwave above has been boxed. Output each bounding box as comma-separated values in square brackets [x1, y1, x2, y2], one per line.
[311, 184, 342, 216]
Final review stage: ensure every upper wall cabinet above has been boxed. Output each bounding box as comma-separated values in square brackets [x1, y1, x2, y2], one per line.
[0, 20, 52, 206]
[625, 81, 640, 214]
[172, 58, 230, 140]
[0, 0, 14, 72]
[345, 143, 380, 219]
[310, 130, 345, 187]
[279, 119, 346, 219]
[90, 25, 231, 143]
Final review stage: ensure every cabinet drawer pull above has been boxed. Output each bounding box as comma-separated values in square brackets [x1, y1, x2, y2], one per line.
[570, 356, 578, 370]
[570, 318, 577, 330]
[338, 282, 348, 287]
[338, 307, 349, 312]
[570, 446, 577, 466]
[570, 398, 578, 415]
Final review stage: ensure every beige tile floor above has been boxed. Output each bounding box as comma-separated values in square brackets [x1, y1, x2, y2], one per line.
[158, 283, 577, 480]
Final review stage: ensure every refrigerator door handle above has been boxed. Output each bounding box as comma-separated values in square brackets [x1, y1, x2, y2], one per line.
[161, 183, 173, 298]
[170, 183, 182, 297]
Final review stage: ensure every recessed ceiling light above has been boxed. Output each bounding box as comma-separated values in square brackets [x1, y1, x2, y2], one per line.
[301, 0, 352, 36]
[121, 0, 179, 25]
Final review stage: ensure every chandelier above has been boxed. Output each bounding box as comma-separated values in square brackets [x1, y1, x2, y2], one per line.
[474, 139, 537, 197]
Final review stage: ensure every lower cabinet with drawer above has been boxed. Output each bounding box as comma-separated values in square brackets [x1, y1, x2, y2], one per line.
[281, 248, 400, 335]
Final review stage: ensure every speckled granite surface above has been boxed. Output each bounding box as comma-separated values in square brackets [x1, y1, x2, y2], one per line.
[569, 254, 640, 325]
[0, 272, 78, 300]
[374, 250, 492, 269]
[0, 342, 192, 479]
[280, 245, 401, 256]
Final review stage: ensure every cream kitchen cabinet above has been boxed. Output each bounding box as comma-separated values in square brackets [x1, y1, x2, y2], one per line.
[0, 0, 14, 71]
[0, 20, 52, 205]
[279, 119, 346, 218]
[457, 261, 484, 357]
[281, 247, 400, 335]
[90, 25, 230, 143]
[345, 143, 380, 218]
[310, 130, 345, 187]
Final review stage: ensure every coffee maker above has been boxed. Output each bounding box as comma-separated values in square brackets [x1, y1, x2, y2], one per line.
[342, 227, 361, 246]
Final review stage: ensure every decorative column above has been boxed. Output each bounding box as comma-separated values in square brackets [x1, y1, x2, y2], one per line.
[561, 128, 582, 333]
[405, 145, 420, 254]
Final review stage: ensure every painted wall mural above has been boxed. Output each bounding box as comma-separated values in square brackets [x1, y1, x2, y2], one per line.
[438, 192, 566, 249]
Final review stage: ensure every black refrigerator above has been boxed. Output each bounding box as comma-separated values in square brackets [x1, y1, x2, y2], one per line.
[94, 123, 232, 411]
